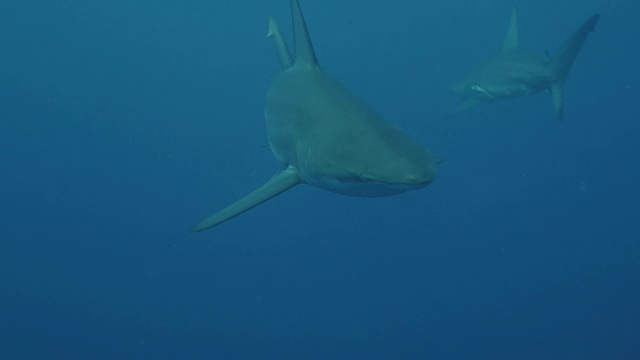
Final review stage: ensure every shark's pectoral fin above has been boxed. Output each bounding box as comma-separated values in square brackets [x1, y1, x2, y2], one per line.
[191, 166, 301, 232]
[550, 82, 563, 121]
[450, 98, 480, 116]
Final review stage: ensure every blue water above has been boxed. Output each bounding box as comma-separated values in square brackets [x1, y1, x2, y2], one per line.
[1, 0, 639, 358]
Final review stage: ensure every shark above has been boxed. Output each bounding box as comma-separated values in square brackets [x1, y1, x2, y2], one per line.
[451, 8, 600, 120]
[191, 0, 438, 232]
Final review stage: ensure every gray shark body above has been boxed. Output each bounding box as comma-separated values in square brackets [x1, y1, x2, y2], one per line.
[192, 0, 437, 231]
[452, 9, 599, 120]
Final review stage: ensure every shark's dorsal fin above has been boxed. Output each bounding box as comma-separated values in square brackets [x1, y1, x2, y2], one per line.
[502, 7, 519, 51]
[290, 0, 318, 67]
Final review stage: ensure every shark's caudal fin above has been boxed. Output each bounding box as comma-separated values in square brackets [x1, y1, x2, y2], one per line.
[502, 7, 520, 51]
[551, 14, 600, 84]
[549, 14, 600, 120]
[268, 17, 293, 69]
[290, 0, 318, 68]
[191, 166, 301, 232]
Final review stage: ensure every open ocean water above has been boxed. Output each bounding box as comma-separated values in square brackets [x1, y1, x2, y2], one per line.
[1, 0, 639, 358]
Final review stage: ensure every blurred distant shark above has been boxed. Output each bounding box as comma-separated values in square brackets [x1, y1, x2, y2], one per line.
[451, 8, 600, 120]
[192, 0, 438, 231]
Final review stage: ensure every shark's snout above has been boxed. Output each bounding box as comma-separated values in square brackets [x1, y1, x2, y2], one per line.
[403, 163, 437, 188]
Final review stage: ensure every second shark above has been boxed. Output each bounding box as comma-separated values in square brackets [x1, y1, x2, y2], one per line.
[451, 9, 600, 120]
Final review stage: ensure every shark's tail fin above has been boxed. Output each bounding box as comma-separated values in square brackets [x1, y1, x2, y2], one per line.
[551, 14, 599, 84]
[549, 14, 599, 120]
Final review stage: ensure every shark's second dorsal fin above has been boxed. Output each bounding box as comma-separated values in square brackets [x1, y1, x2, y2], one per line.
[502, 7, 519, 51]
[268, 17, 293, 69]
[290, 0, 318, 67]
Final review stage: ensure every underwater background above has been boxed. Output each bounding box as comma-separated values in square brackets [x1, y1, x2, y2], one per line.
[1, 0, 639, 358]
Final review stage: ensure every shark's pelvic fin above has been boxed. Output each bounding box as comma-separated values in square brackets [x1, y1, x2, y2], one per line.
[191, 166, 301, 232]
[551, 13, 600, 84]
[290, 0, 318, 68]
[550, 82, 564, 121]
[267, 17, 293, 69]
[502, 7, 520, 51]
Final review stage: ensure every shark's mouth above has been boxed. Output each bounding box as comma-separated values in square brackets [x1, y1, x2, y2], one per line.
[303, 172, 425, 198]
[471, 85, 495, 99]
